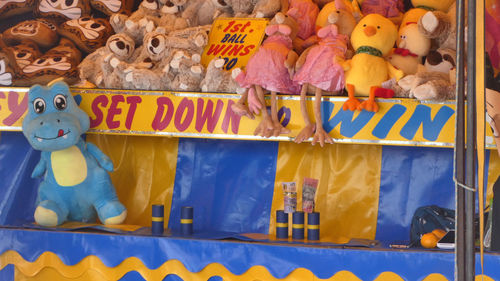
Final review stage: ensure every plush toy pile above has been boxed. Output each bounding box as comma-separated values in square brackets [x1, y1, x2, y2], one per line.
[0, 0, 127, 86]
[0, 0, 460, 103]
[227, 0, 459, 145]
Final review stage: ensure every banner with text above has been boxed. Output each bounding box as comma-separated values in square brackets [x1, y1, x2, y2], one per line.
[0, 88, 495, 148]
[201, 18, 268, 71]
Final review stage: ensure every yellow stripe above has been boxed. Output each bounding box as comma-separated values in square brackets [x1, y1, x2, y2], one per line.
[292, 224, 304, 229]
[151, 217, 164, 222]
[180, 219, 193, 224]
[307, 225, 320, 230]
[276, 223, 288, 228]
[2, 250, 496, 281]
[86, 135, 179, 227]
[269, 142, 381, 244]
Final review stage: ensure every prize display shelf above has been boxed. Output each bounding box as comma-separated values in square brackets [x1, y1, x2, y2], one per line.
[0, 87, 498, 281]
[0, 86, 492, 148]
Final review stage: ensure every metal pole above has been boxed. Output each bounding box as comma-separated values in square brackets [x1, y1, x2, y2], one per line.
[455, 0, 467, 279]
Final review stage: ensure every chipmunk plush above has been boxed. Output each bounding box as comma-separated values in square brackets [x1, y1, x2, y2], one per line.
[3, 19, 59, 49]
[293, 8, 356, 146]
[14, 38, 82, 86]
[22, 80, 126, 226]
[342, 13, 402, 112]
[7, 40, 42, 70]
[0, 0, 36, 19]
[58, 17, 114, 54]
[34, 0, 91, 22]
[90, 0, 135, 15]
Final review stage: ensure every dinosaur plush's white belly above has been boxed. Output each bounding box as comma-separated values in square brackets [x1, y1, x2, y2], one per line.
[51, 146, 88, 186]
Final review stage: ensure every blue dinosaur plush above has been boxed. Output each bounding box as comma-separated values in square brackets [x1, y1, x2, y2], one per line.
[22, 80, 127, 227]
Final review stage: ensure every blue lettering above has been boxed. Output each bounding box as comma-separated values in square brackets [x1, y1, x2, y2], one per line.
[220, 34, 231, 43]
[372, 104, 406, 139]
[400, 104, 455, 141]
[322, 101, 375, 138]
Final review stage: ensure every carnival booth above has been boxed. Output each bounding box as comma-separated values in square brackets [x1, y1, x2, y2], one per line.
[0, 0, 500, 280]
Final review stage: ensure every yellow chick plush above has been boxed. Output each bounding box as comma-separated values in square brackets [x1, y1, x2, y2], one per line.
[342, 13, 403, 112]
[387, 22, 431, 75]
[401, 0, 455, 26]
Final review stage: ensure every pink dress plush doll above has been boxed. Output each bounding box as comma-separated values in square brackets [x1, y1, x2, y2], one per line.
[287, 0, 320, 53]
[294, 25, 347, 93]
[293, 9, 356, 146]
[233, 13, 300, 138]
[360, 0, 404, 25]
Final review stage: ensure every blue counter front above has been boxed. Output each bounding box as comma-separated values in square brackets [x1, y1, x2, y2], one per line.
[0, 228, 499, 280]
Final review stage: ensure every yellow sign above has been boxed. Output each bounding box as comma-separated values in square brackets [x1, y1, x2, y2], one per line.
[0, 88, 495, 149]
[201, 18, 268, 71]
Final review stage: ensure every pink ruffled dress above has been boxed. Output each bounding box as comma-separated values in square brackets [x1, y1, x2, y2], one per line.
[293, 25, 348, 92]
[288, 0, 319, 40]
[361, 0, 404, 18]
[240, 31, 300, 94]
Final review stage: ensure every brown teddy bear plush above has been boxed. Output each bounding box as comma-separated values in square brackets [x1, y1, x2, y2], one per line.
[170, 57, 205, 91]
[78, 33, 138, 88]
[200, 58, 241, 93]
[418, 1, 459, 52]
[108, 31, 173, 90]
[387, 48, 457, 101]
[190, 0, 233, 26]
[216, 0, 285, 18]
[110, 0, 163, 45]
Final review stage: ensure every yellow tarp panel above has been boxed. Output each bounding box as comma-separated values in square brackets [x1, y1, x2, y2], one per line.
[86, 135, 179, 227]
[270, 142, 382, 243]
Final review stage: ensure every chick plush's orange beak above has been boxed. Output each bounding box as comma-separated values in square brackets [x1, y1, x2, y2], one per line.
[363, 26, 376, 37]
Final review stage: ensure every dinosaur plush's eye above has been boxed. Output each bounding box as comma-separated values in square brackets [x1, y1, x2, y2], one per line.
[53, 94, 67, 110]
[33, 98, 46, 114]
